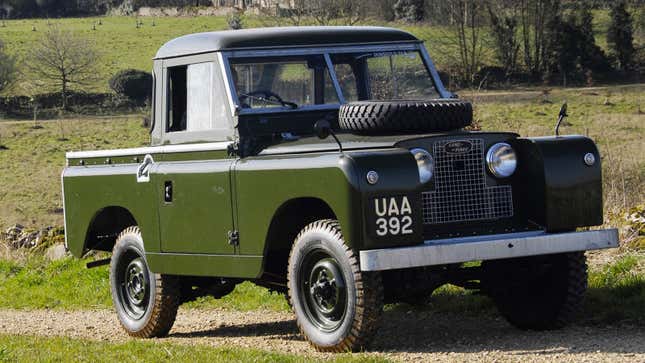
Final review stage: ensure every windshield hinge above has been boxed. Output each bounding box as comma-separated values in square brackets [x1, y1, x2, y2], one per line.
[227, 142, 240, 157]
[228, 230, 240, 246]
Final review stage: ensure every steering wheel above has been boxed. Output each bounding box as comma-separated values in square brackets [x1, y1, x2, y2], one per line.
[238, 90, 298, 109]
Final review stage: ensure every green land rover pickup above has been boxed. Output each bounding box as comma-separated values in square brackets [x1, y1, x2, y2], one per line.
[62, 26, 619, 352]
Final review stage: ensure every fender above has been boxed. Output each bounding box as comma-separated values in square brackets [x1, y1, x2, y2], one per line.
[511, 135, 603, 231]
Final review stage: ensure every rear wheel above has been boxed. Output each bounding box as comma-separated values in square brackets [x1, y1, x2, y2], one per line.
[482, 252, 588, 330]
[288, 220, 383, 352]
[110, 226, 180, 338]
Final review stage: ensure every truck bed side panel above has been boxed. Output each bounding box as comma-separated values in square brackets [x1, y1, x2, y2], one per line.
[62, 164, 160, 257]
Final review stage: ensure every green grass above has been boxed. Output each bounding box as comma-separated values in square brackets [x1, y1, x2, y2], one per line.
[0, 116, 148, 228]
[0, 255, 289, 311]
[0, 257, 111, 309]
[0, 334, 390, 362]
[586, 254, 645, 324]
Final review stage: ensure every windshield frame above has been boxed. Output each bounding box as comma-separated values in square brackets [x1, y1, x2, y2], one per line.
[221, 42, 451, 116]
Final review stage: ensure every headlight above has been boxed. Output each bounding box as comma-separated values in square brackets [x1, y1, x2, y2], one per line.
[411, 148, 434, 183]
[486, 142, 517, 178]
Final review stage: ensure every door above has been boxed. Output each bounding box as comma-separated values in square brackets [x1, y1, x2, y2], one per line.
[155, 157, 235, 254]
[152, 55, 238, 255]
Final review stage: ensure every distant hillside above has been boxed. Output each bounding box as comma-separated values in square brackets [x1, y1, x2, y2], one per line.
[1, 9, 638, 97]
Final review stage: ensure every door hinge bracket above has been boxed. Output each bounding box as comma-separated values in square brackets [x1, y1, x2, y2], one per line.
[227, 230, 239, 246]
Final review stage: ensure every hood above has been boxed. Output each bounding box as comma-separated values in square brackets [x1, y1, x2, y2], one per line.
[258, 131, 485, 155]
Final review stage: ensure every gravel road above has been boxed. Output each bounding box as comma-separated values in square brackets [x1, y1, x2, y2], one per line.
[1, 308, 644, 362]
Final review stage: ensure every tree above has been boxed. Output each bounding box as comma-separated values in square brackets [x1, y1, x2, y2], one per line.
[227, 9, 243, 30]
[607, 0, 635, 70]
[518, 0, 562, 77]
[571, 2, 610, 74]
[261, 0, 365, 26]
[0, 39, 16, 93]
[437, 0, 489, 86]
[24, 26, 99, 109]
[393, 0, 424, 23]
[487, 1, 520, 77]
[542, 2, 610, 86]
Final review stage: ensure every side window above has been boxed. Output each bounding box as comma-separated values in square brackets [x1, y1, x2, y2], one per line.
[167, 65, 187, 132]
[167, 62, 215, 132]
[186, 62, 213, 131]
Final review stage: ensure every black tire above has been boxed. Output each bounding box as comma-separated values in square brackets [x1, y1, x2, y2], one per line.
[338, 99, 472, 135]
[110, 226, 180, 338]
[482, 252, 588, 330]
[288, 220, 383, 352]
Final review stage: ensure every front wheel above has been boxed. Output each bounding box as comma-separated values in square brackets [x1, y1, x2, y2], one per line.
[110, 226, 180, 338]
[482, 252, 588, 330]
[288, 220, 383, 352]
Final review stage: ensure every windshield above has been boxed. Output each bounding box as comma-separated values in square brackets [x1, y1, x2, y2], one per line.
[230, 55, 339, 110]
[331, 50, 439, 101]
[227, 47, 440, 112]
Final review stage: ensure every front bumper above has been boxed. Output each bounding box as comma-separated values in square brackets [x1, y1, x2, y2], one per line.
[359, 229, 619, 271]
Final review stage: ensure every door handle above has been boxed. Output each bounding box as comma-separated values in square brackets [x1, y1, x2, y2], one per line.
[136, 154, 154, 183]
[164, 181, 173, 202]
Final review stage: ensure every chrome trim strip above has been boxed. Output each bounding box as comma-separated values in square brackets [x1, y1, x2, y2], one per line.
[66, 142, 232, 159]
[359, 229, 619, 271]
[63, 164, 139, 177]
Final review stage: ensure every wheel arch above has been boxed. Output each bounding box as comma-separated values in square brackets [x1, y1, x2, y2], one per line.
[262, 197, 337, 277]
[83, 205, 138, 254]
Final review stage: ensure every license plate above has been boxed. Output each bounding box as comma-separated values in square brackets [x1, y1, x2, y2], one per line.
[370, 195, 415, 237]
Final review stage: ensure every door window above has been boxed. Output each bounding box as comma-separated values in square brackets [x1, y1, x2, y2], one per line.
[167, 62, 217, 132]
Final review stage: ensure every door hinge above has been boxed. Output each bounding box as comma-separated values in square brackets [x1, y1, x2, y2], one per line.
[227, 230, 239, 246]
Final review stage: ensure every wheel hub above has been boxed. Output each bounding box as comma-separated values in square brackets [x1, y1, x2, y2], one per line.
[119, 256, 149, 319]
[126, 262, 147, 304]
[301, 256, 347, 331]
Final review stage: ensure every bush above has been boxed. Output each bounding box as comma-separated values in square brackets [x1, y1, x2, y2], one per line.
[108, 69, 152, 104]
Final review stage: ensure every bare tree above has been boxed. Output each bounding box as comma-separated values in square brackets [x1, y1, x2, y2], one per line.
[261, 0, 365, 26]
[0, 39, 16, 93]
[487, 0, 520, 77]
[24, 26, 99, 110]
[434, 0, 489, 86]
[518, 0, 561, 77]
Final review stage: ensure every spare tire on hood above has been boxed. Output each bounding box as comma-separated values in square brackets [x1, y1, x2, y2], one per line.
[338, 99, 472, 135]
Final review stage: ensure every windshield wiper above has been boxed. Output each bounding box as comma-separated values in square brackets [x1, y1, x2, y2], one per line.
[239, 93, 298, 109]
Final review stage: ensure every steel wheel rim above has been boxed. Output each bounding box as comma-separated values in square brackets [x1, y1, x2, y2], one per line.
[299, 248, 347, 332]
[118, 255, 150, 320]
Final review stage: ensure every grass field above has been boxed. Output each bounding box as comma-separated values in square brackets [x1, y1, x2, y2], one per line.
[1, 10, 641, 96]
[0, 334, 389, 363]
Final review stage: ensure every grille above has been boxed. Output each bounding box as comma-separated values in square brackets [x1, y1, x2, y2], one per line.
[422, 139, 513, 224]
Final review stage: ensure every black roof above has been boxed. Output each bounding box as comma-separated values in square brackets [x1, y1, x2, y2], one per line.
[154, 26, 419, 59]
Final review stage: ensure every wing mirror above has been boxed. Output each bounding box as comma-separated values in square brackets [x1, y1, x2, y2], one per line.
[555, 102, 568, 136]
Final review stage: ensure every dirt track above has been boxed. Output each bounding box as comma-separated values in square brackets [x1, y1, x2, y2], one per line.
[1, 308, 644, 362]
